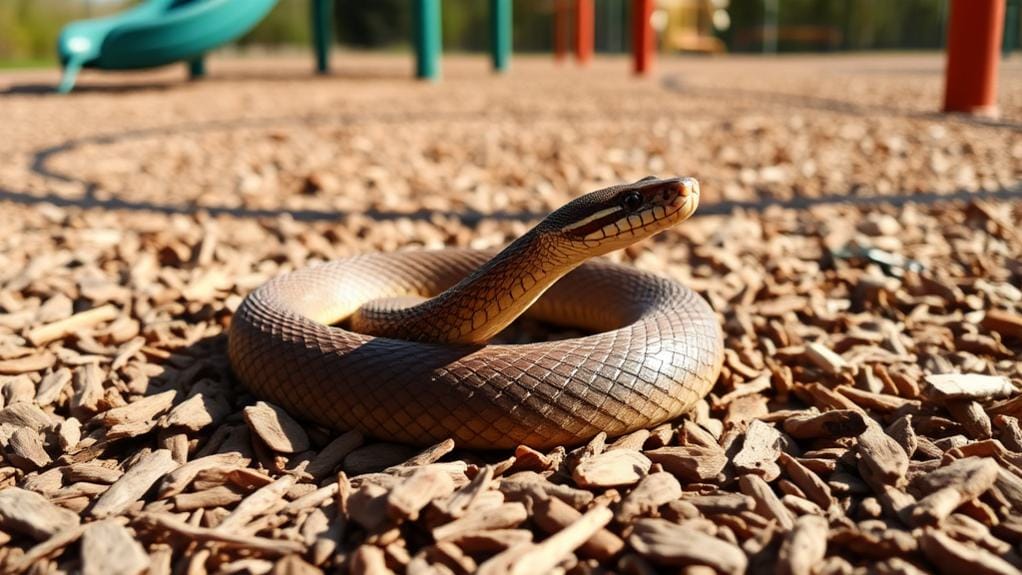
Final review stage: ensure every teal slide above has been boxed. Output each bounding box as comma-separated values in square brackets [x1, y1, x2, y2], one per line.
[57, 0, 278, 93]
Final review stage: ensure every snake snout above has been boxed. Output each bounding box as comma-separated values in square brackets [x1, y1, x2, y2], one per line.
[667, 177, 700, 221]
[678, 177, 699, 199]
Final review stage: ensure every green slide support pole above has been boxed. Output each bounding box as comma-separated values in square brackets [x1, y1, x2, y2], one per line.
[57, 55, 85, 94]
[188, 55, 206, 79]
[312, 0, 332, 73]
[1005, 0, 1020, 55]
[490, 0, 511, 72]
[414, 0, 441, 80]
[763, 0, 778, 54]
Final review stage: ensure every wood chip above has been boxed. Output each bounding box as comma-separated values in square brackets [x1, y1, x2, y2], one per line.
[27, 304, 119, 345]
[608, 429, 651, 451]
[920, 529, 1019, 575]
[644, 446, 726, 483]
[2, 374, 35, 404]
[981, 309, 1022, 340]
[5, 523, 87, 574]
[91, 449, 178, 518]
[351, 544, 395, 575]
[286, 482, 338, 514]
[444, 464, 493, 518]
[0, 487, 81, 540]
[678, 418, 719, 449]
[217, 475, 295, 531]
[946, 398, 994, 439]
[616, 471, 682, 524]
[82, 519, 150, 575]
[136, 512, 304, 556]
[910, 457, 1000, 525]
[388, 465, 455, 521]
[885, 414, 918, 458]
[273, 554, 322, 575]
[510, 445, 559, 473]
[445, 529, 533, 554]
[628, 518, 747, 573]
[400, 438, 456, 467]
[804, 342, 853, 375]
[432, 502, 528, 541]
[421, 540, 476, 574]
[499, 472, 594, 510]
[173, 485, 244, 511]
[57, 417, 82, 451]
[572, 449, 651, 488]
[34, 368, 71, 406]
[101, 389, 178, 429]
[71, 363, 104, 418]
[738, 473, 794, 529]
[21, 467, 63, 495]
[783, 410, 867, 439]
[163, 390, 230, 432]
[306, 430, 364, 479]
[837, 385, 916, 411]
[777, 515, 828, 575]
[499, 505, 613, 575]
[157, 453, 247, 498]
[533, 495, 624, 561]
[683, 493, 754, 515]
[344, 443, 416, 475]
[347, 483, 391, 532]
[857, 422, 909, 487]
[6, 427, 51, 470]
[924, 374, 1015, 401]
[243, 401, 310, 454]
[778, 452, 833, 510]
[0, 352, 56, 375]
[732, 419, 782, 479]
[994, 415, 1022, 451]
[0, 402, 56, 430]
[799, 383, 866, 414]
[994, 467, 1022, 512]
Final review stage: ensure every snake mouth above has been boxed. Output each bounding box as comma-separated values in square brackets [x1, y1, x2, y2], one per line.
[629, 177, 703, 233]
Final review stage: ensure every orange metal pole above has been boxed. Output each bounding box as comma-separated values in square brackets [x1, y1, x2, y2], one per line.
[554, 0, 568, 62]
[632, 0, 654, 75]
[944, 0, 1005, 116]
[575, 0, 594, 65]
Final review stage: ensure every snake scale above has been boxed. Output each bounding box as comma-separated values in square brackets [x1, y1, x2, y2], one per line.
[229, 176, 724, 449]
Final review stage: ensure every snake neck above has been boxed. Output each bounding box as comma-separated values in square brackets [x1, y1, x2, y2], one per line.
[351, 230, 579, 344]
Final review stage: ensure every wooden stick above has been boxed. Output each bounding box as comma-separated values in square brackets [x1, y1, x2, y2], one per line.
[27, 304, 119, 345]
[135, 513, 304, 556]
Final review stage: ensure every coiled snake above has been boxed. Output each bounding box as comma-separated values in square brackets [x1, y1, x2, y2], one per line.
[229, 176, 724, 449]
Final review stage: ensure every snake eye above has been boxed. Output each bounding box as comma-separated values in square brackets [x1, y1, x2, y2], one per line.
[621, 191, 643, 212]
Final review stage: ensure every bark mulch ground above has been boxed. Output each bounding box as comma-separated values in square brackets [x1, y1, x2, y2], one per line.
[1, 54, 1021, 574]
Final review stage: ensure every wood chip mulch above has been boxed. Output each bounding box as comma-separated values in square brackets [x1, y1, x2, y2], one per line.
[1, 55, 1021, 574]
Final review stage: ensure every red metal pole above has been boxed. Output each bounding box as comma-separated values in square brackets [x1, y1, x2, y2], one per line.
[554, 0, 568, 62]
[944, 0, 1005, 116]
[575, 0, 594, 65]
[632, 0, 654, 75]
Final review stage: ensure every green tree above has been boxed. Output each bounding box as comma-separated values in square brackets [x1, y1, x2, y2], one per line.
[241, 0, 311, 46]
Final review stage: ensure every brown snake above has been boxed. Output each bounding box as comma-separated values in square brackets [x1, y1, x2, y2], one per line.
[228, 176, 724, 449]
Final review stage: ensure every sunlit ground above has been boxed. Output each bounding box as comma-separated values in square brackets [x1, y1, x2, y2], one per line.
[1, 53, 1021, 573]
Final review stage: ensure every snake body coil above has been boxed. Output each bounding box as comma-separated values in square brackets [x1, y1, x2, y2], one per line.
[229, 177, 724, 448]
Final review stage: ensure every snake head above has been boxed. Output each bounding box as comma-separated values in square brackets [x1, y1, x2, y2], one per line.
[551, 176, 700, 255]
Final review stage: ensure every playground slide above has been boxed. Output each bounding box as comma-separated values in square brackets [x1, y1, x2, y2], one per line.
[57, 0, 278, 93]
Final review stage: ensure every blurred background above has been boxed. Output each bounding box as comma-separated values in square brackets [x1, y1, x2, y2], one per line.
[3, 0, 1021, 68]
